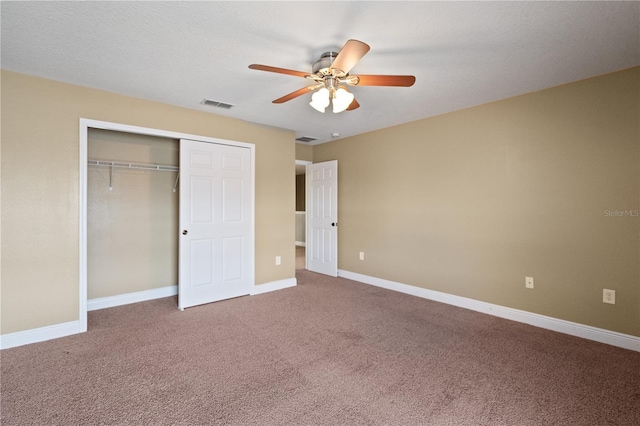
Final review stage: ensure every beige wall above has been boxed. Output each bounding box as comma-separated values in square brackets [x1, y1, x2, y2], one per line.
[88, 130, 179, 299]
[1, 70, 295, 334]
[314, 67, 639, 336]
[295, 143, 313, 162]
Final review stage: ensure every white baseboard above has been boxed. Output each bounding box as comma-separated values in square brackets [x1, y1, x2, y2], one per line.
[338, 270, 640, 352]
[88, 285, 178, 311]
[2, 280, 297, 350]
[2, 287, 178, 350]
[0, 320, 82, 350]
[251, 277, 297, 295]
[295, 241, 306, 247]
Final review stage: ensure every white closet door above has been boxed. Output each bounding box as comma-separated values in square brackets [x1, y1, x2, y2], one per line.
[306, 160, 338, 276]
[178, 139, 252, 309]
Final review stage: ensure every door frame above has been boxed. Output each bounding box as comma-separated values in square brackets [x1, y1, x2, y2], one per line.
[79, 118, 255, 332]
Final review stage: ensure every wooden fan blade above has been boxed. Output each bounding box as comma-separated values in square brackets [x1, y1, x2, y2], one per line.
[273, 85, 316, 104]
[249, 64, 309, 78]
[347, 97, 360, 111]
[353, 75, 416, 87]
[330, 39, 370, 74]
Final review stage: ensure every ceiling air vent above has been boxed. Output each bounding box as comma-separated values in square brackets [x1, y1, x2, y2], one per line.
[201, 98, 234, 109]
[296, 136, 317, 143]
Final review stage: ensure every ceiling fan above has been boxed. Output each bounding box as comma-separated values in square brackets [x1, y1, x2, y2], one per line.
[249, 39, 416, 113]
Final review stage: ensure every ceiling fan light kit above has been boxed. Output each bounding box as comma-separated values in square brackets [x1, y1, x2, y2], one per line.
[249, 39, 416, 113]
[332, 87, 355, 113]
[310, 88, 330, 112]
[309, 85, 355, 114]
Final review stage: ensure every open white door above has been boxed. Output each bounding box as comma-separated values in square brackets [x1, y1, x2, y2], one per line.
[179, 139, 252, 309]
[306, 160, 338, 276]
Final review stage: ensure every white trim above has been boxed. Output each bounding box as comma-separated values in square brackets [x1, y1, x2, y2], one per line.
[81, 119, 255, 149]
[88, 285, 178, 311]
[79, 122, 88, 333]
[295, 241, 306, 247]
[250, 278, 297, 295]
[338, 270, 640, 352]
[0, 321, 82, 350]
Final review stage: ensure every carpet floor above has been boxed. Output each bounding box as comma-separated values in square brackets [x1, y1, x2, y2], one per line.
[2, 267, 639, 425]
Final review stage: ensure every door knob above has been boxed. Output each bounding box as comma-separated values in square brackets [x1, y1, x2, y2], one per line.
[182, 230, 188, 235]
[331, 222, 337, 227]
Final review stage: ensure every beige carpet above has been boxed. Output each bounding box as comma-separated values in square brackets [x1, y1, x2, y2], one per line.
[2, 268, 639, 425]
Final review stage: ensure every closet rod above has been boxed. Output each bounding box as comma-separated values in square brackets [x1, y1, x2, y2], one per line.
[88, 159, 179, 172]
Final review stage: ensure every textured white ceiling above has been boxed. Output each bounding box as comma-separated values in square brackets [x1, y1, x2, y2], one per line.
[2, 1, 639, 145]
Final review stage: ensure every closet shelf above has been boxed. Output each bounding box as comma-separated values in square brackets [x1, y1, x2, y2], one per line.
[88, 159, 179, 172]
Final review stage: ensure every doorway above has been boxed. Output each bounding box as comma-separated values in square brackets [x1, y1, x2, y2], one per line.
[295, 160, 311, 270]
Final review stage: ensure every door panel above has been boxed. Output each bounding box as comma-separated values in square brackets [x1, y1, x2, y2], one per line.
[222, 178, 243, 221]
[222, 237, 243, 281]
[191, 177, 213, 222]
[179, 139, 252, 309]
[191, 239, 214, 287]
[306, 160, 338, 276]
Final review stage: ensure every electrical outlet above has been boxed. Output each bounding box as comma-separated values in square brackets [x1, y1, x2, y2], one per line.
[359, 252, 365, 261]
[603, 289, 615, 304]
[525, 276, 534, 289]
[275, 256, 281, 266]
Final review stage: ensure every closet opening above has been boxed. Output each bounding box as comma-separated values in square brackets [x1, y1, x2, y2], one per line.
[87, 129, 179, 312]
[79, 119, 256, 333]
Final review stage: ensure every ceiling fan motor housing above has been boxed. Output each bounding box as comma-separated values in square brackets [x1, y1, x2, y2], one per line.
[312, 51, 340, 75]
